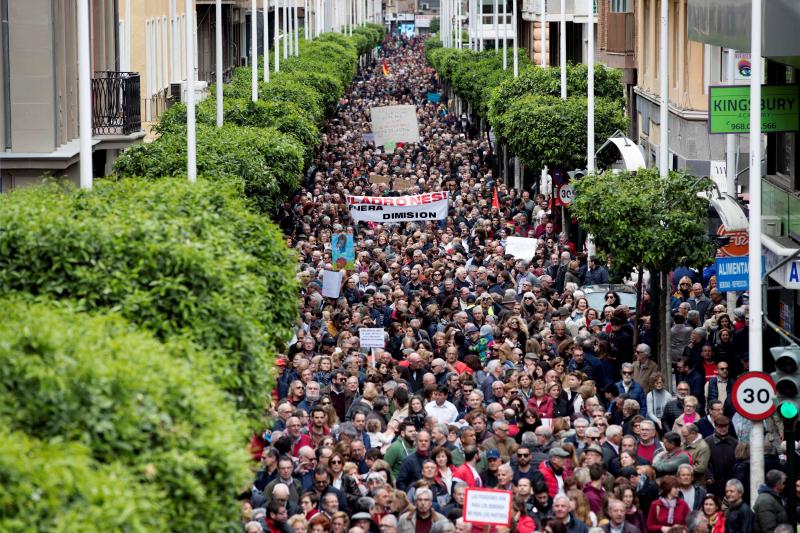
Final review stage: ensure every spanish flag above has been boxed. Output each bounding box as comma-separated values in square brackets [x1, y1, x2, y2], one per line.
[382, 61, 390, 76]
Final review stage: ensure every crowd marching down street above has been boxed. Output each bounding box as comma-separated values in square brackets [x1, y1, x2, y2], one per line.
[240, 34, 792, 533]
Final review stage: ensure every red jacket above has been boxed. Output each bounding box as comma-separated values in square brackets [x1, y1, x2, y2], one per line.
[646, 498, 690, 532]
[528, 395, 555, 418]
[538, 460, 560, 497]
[452, 463, 481, 488]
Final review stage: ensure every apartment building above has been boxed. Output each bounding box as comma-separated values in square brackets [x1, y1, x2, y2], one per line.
[688, 0, 800, 336]
[0, 0, 143, 188]
[519, 0, 596, 67]
[596, 0, 636, 138]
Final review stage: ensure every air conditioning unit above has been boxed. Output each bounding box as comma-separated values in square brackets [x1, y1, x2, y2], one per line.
[763, 216, 783, 237]
[176, 80, 208, 103]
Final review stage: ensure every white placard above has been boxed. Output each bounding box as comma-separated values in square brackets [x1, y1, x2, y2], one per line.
[346, 192, 449, 223]
[358, 328, 385, 348]
[321, 270, 342, 299]
[505, 236, 538, 262]
[463, 488, 513, 526]
[370, 105, 421, 147]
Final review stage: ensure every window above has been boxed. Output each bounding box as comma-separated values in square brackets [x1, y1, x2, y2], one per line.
[611, 0, 630, 12]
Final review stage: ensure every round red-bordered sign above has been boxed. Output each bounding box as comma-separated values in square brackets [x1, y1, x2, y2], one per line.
[731, 371, 776, 420]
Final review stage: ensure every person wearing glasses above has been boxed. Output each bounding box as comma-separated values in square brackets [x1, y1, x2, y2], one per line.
[615, 363, 646, 416]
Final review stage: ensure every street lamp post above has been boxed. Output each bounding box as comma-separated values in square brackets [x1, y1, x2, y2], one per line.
[78, 0, 92, 189]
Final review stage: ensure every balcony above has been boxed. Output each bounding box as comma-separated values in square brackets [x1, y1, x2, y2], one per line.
[92, 72, 142, 136]
[470, 13, 515, 41]
[522, 0, 597, 21]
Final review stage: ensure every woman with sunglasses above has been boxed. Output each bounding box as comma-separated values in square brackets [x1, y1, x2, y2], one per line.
[328, 452, 361, 511]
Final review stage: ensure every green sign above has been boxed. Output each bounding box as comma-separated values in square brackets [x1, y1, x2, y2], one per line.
[708, 85, 800, 134]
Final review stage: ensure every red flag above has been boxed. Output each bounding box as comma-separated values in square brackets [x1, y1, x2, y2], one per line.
[492, 187, 500, 210]
[382, 62, 390, 76]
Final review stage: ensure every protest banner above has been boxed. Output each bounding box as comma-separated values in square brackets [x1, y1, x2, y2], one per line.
[369, 174, 391, 185]
[463, 488, 513, 527]
[393, 177, 416, 191]
[331, 233, 355, 271]
[321, 270, 342, 298]
[358, 328, 385, 348]
[346, 192, 449, 223]
[505, 236, 538, 262]
[369, 105, 421, 147]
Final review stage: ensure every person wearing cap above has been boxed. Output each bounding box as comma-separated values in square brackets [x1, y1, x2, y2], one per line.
[539, 447, 570, 498]
[704, 415, 738, 498]
[480, 448, 502, 488]
[350, 511, 374, 531]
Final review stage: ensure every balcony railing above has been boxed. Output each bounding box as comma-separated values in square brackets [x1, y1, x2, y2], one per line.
[606, 11, 635, 54]
[92, 71, 142, 136]
[522, 0, 597, 17]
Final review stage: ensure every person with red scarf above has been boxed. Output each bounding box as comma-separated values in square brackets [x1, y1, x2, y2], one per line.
[647, 476, 690, 532]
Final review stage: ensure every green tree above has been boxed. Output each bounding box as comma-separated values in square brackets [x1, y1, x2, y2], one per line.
[571, 168, 716, 370]
[491, 94, 626, 171]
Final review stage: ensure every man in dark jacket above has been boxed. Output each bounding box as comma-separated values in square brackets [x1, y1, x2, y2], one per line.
[705, 416, 738, 499]
[753, 470, 787, 533]
[676, 357, 706, 412]
[724, 478, 754, 533]
[396, 429, 431, 490]
[584, 257, 609, 285]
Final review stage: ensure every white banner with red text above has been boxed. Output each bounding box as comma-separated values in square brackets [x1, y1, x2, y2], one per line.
[346, 192, 449, 223]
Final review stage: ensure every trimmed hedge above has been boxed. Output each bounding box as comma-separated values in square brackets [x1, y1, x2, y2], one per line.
[425, 39, 627, 171]
[115, 25, 384, 213]
[0, 298, 251, 531]
[0, 178, 298, 417]
[0, 430, 165, 533]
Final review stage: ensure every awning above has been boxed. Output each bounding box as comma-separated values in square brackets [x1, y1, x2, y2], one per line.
[596, 132, 646, 172]
[763, 233, 800, 289]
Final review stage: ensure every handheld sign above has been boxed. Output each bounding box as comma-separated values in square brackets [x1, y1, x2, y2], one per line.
[731, 372, 776, 421]
[463, 488, 513, 527]
[358, 328, 385, 349]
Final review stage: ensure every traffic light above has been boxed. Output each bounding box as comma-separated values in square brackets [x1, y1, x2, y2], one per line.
[771, 345, 800, 419]
[567, 169, 587, 181]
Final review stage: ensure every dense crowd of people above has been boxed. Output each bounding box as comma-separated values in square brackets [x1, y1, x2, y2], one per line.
[239, 34, 794, 533]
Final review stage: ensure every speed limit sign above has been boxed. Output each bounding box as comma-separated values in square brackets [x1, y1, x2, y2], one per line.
[731, 372, 776, 420]
[557, 184, 574, 206]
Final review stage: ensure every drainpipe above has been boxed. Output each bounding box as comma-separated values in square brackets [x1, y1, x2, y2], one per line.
[2, 0, 11, 150]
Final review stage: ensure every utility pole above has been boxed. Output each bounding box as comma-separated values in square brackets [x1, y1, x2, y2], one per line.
[251, 0, 258, 101]
[559, 0, 565, 99]
[586, 0, 594, 173]
[186, 0, 196, 182]
[78, 0, 93, 189]
[658, 0, 668, 177]
[748, 0, 764, 503]
[217, 0, 224, 126]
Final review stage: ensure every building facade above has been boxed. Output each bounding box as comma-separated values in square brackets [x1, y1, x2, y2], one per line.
[0, 0, 143, 189]
[688, 0, 800, 336]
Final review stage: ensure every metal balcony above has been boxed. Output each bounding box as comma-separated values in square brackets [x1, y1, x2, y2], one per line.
[522, 0, 597, 20]
[92, 71, 142, 136]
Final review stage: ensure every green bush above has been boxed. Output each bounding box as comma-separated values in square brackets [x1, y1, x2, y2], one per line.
[0, 430, 165, 533]
[488, 63, 624, 119]
[116, 30, 379, 210]
[0, 298, 252, 531]
[493, 94, 627, 170]
[0, 178, 298, 416]
[115, 123, 304, 212]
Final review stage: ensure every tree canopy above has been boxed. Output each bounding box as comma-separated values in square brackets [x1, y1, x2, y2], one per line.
[571, 168, 716, 274]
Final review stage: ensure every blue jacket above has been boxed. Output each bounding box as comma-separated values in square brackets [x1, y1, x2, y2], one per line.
[706, 377, 733, 405]
[615, 380, 646, 415]
[677, 369, 706, 411]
